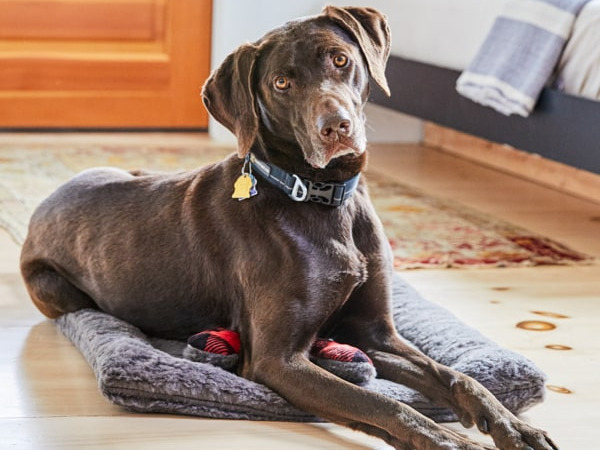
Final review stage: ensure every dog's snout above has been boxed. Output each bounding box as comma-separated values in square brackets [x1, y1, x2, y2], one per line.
[318, 113, 352, 142]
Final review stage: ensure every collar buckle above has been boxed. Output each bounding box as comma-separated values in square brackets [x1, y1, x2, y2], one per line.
[305, 181, 337, 206]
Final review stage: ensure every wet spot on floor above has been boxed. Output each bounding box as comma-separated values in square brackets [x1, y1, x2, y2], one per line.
[516, 320, 556, 331]
[545, 344, 572, 350]
[546, 385, 572, 394]
[531, 310, 570, 319]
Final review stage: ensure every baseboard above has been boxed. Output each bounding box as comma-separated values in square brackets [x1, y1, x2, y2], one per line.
[424, 123, 600, 205]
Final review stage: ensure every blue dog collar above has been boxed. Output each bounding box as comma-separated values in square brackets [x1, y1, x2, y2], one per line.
[248, 153, 360, 207]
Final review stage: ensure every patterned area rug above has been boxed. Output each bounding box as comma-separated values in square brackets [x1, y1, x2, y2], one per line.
[0, 140, 591, 269]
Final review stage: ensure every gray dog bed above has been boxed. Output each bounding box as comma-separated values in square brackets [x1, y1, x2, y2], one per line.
[55, 273, 546, 423]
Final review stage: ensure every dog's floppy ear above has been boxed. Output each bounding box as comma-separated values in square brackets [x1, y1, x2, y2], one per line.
[202, 44, 259, 157]
[323, 6, 391, 96]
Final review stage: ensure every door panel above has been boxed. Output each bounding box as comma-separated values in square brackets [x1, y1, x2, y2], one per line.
[0, 0, 211, 128]
[0, 1, 164, 41]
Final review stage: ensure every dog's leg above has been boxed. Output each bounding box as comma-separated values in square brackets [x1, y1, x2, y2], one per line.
[21, 260, 97, 318]
[249, 351, 494, 450]
[242, 299, 494, 450]
[368, 336, 556, 450]
[339, 281, 558, 450]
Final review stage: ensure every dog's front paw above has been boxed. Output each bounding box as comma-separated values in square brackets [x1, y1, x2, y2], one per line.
[457, 406, 559, 450]
[485, 418, 559, 450]
[451, 378, 558, 450]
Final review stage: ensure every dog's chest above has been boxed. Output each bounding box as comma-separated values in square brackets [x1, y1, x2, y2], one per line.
[278, 213, 368, 286]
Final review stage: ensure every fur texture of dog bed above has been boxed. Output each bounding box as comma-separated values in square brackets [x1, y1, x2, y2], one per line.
[55, 273, 546, 423]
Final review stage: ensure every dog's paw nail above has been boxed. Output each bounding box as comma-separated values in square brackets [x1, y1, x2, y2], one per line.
[477, 417, 490, 434]
[458, 413, 474, 429]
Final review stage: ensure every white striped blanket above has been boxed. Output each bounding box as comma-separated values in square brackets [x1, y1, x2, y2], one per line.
[456, 0, 591, 116]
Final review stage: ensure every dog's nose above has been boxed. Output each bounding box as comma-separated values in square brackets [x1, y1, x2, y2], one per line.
[319, 113, 352, 142]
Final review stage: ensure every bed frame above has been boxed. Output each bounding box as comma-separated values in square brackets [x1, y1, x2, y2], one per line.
[370, 56, 600, 175]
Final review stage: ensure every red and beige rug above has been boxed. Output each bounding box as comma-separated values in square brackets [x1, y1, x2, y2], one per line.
[0, 140, 591, 269]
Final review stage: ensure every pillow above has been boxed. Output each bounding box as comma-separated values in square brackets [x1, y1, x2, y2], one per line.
[55, 273, 546, 423]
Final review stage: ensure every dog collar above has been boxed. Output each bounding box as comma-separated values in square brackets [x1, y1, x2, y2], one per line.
[248, 153, 360, 207]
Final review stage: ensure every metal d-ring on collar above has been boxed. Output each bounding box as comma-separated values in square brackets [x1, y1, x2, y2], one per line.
[290, 174, 308, 201]
[248, 153, 360, 207]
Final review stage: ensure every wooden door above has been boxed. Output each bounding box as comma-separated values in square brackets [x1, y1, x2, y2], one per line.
[0, 0, 211, 128]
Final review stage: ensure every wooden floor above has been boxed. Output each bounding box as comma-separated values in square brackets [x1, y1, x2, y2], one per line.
[1, 134, 599, 449]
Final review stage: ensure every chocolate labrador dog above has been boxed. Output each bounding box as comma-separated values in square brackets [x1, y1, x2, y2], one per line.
[21, 6, 557, 450]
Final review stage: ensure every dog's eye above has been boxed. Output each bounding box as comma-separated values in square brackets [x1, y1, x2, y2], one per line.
[332, 53, 349, 68]
[273, 76, 291, 91]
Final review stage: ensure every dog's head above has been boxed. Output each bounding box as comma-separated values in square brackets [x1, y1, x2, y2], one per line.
[202, 6, 391, 169]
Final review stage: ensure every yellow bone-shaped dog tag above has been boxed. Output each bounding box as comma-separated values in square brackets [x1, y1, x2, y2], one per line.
[232, 174, 254, 200]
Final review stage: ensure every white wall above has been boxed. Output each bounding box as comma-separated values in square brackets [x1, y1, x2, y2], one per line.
[208, 0, 423, 145]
